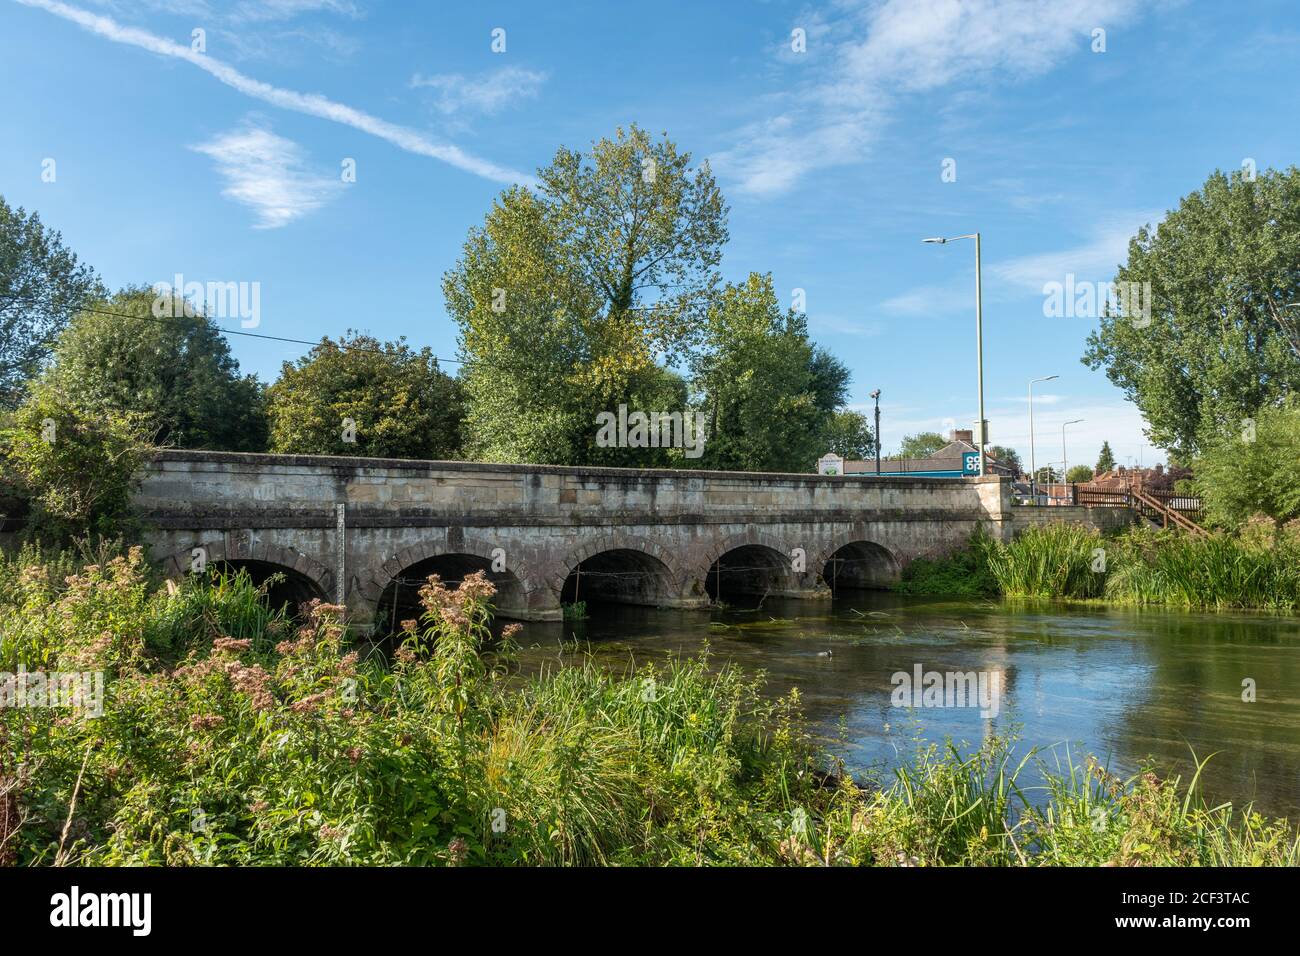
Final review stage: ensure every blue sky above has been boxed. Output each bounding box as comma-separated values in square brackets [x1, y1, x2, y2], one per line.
[3, 0, 1298, 470]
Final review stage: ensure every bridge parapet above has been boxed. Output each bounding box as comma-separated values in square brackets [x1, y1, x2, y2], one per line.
[134, 450, 1010, 631]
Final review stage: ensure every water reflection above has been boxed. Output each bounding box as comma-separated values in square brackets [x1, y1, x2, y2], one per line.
[512, 590, 1300, 820]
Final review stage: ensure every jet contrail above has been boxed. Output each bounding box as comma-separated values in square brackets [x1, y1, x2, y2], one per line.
[17, 0, 536, 187]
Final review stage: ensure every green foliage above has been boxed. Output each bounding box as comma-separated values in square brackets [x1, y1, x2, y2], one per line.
[40, 287, 266, 452]
[986, 445, 1021, 474]
[982, 523, 1300, 610]
[445, 126, 727, 466]
[1193, 399, 1300, 532]
[897, 431, 946, 459]
[892, 528, 999, 597]
[985, 523, 1108, 599]
[266, 332, 463, 460]
[1095, 440, 1117, 474]
[2, 546, 1294, 867]
[0, 384, 152, 539]
[821, 409, 874, 461]
[1082, 166, 1300, 457]
[688, 273, 841, 472]
[0, 196, 104, 407]
[1066, 465, 1094, 483]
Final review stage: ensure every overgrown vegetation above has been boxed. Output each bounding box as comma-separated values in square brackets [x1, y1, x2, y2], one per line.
[893, 521, 1300, 612]
[892, 527, 999, 597]
[3, 543, 1293, 866]
[989, 522, 1300, 611]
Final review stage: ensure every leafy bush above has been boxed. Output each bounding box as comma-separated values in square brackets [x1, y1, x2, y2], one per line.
[0, 384, 152, 540]
[892, 527, 999, 597]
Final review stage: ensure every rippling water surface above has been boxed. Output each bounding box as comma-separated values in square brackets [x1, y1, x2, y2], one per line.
[512, 591, 1300, 820]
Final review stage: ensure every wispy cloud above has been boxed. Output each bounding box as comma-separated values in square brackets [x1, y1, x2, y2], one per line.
[231, 0, 360, 22]
[19, 0, 535, 186]
[714, 0, 1148, 197]
[993, 210, 1163, 290]
[191, 122, 342, 228]
[410, 66, 547, 116]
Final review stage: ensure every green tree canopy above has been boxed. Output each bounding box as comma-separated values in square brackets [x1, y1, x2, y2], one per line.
[0, 196, 104, 407]
[1095, 440, 1117, 474]
[1194, 399, 1300, 531]
[0, 381, 153, 539]
[987, 445, 1022, 474]
[1083, 167, 1300, 457]
[1066, 464, 1094, 483]
[898, 432, 947, 459]
[822, 409, 874, 461]
[267, 332, 463, 460]
[41, 287, 266, 452]
[688, 274, 840, 472]
[444, 125, 727, 466]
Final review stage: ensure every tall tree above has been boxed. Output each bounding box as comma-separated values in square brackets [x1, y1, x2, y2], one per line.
[267, 333, 463, 460]
[41, 287, 266, 452]
[1095, 440, 1117, 474]
[821, 409, 874, 461]
[986, 444, 1022, 475]
[1082, 167, 1300, 457]
[688, 274, 836, 472]
[0, 197, 103, 407]
[444, 126, 727, 466]
[898, 432, 947, 458]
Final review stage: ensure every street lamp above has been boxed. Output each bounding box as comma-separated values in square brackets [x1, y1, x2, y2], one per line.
[870, 389, 882, 476]
[1028, 374, 1058, 501]
[1062, 418, 1084, 484]
[923, 233, 986, 476]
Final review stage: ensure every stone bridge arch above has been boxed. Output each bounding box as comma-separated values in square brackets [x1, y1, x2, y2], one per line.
[812, 529, 904, 591]
[700, 530, 821, 602]
[156, 539, 334, 611]
[549, 531, 706, 610]
[358, 535, 535, 628]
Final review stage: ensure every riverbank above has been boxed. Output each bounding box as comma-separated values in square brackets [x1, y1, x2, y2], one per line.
[3, 543, 1297, 866]
[895, 523, 1300, 612]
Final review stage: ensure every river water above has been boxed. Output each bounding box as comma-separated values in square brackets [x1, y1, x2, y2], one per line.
[512, 591, 1300, 821]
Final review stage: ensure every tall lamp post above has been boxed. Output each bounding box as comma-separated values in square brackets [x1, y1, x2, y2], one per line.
[870, 388, 882, 476]
[923, 233, 985, 476]
[1062, 418, 1084, 487]
[1028, 374, 1058, 501]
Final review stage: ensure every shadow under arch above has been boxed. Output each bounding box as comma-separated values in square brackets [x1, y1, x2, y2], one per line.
[821, 540, 901, 592]
[705, 543, 794, 603]
[373, 552, 528, 637]
[208, 559, 328, 617]
[560, 548, 678, 608]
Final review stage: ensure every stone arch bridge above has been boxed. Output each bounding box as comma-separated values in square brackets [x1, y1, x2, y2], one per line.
[133, 450, 1104, 633]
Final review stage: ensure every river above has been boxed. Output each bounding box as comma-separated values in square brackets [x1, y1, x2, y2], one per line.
[512, 591, 1300, 821]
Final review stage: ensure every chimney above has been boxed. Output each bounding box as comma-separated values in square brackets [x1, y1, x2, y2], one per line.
[950, 428, 973, 443]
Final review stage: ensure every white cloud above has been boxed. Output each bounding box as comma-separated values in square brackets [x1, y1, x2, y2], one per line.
[879, 283, 972, 316]
[191, 123, 342, 228]
[232, 0, 359, 22]
[410, 66, 547, 116]
[715, 0, 1148, 196]
[19, 0, 535, 187]
[992, 210, 1163, 291]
